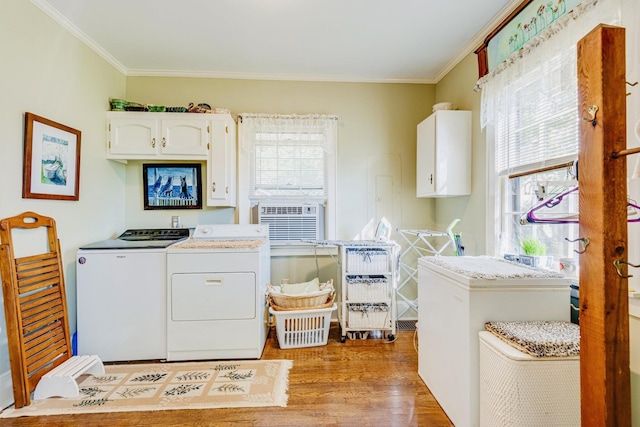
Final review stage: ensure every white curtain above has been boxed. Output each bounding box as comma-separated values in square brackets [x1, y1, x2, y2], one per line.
[238, 113, 338, 155]
[480, 0, 623, 257]
[479, 0, 622, 130]
[238, 113, 338, 200]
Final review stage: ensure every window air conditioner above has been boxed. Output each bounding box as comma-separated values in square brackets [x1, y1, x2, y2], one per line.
[252, 203, 324, 243]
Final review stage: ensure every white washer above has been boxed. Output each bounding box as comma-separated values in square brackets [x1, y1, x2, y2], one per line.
[166, 224, 270, 361]
[77, 228, 190, 362]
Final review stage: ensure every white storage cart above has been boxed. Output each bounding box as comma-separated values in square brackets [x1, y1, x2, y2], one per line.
[338, 242, 398, 342]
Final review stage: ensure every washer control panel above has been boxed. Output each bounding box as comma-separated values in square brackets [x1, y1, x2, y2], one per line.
[193, 224, 269, 240]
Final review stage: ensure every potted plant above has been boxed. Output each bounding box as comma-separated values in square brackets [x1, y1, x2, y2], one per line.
[520, 237, 552, 268]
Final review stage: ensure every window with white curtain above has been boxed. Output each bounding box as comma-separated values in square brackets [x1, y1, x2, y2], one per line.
[252, 129, 326, 198]
[480, 0, 621, 262]
[238, 113, 338, 241]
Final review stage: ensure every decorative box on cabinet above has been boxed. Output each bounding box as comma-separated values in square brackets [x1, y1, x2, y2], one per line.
[206, 114, 237, 207]
[107, 112, 209, 160]
[416, 110, 471, 197]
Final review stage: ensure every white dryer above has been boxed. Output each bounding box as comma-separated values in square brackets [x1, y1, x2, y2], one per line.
[166, 224, 270, 361]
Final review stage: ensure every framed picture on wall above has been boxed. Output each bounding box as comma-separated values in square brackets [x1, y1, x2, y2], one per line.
[22, 112, 82, 201]
[143, 163, 203, 210]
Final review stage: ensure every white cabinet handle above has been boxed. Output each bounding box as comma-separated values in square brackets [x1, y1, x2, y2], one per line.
[205, 279, 223, 286]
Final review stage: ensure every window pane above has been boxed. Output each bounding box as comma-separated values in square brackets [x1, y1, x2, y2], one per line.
[252, 130, 326, 197]
[501, 168, 579, 268]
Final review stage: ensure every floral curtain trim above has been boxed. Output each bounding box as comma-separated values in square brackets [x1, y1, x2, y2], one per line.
[487, 0, 580, 72]
[476, 0, 604, 91]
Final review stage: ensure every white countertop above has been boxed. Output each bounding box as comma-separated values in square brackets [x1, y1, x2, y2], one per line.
[418, 256, 570, 289]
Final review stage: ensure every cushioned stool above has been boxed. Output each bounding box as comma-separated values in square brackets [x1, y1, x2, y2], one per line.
[479, 321, 580, 427]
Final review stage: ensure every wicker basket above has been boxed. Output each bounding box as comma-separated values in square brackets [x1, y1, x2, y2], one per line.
[347, 303, 391, 329]
[347, 276, 388, 301]
[267, 279, 334, 310]
[269, 292, 335, 311]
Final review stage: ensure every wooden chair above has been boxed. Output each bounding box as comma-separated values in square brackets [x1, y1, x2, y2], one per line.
[0, 212, 103, 408]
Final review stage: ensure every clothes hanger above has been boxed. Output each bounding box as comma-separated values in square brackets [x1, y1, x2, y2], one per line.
[520, 186, 578, 224]
[521, 186, 640, 224]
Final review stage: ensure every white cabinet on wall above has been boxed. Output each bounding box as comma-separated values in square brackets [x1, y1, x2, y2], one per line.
[107, 112, 209, 160]
[106, 112, 238, 207]
[207, 114, 236, 207]
[416, 110, 472, 197]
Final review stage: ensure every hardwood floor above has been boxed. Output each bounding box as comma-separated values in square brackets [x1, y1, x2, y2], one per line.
[1, 324, 453, 426]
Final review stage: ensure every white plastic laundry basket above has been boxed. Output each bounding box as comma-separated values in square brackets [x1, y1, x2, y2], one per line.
[270, 304, 336, 349]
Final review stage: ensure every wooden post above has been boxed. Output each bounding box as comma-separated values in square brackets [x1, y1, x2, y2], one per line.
[577, 25, 631, 426]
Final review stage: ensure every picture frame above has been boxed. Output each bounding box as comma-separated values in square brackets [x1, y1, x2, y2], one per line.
[22, 112, 81, 201]
[143, 163, 203, 210]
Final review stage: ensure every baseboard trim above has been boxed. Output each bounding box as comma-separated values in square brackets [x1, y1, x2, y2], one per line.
[0, 370, 13, 410]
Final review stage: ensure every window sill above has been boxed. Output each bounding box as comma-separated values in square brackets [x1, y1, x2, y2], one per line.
[270, 242, 338, 257]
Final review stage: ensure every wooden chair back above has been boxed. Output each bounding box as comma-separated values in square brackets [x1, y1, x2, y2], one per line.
[0, 212, 73, 408]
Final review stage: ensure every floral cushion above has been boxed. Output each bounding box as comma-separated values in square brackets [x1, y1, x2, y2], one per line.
[485, 320, 580, 357]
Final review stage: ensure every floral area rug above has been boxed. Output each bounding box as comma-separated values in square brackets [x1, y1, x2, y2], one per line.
[1, 359, 292, 418]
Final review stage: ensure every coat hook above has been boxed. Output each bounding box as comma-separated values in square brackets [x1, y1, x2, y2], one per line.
[613, 259, 640, 279]
[582, 105, 598, 127]
[627, 81, 639, 87]
[565, 237, 589, 254]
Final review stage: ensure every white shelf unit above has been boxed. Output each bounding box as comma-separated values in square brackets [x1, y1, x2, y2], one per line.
[396, 220, 460, 319]
[338, 242, 398, 342]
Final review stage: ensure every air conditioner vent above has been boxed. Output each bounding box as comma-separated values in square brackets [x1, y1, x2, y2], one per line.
[252, 203, 324, 242]
[262, 206, 304, 216]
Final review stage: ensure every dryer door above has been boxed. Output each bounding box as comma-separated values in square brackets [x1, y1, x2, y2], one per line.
[171, 272, 256, 321]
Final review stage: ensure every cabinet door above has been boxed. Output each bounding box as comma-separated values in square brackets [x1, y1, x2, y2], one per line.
[161, 118, 209, 158]
[207, 115, 237, 207]
[416, 114, 436, 196]
[108, 117, 159, 157]
[416, 110, 471, 197]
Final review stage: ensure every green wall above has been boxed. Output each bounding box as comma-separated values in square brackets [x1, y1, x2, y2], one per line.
[0, 0, 126, 406]
[124, 77, 437, 239]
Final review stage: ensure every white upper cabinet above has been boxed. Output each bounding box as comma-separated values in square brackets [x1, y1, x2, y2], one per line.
[106, 111, 238, 208]
[161, 118, 209, 157]
[107, 112, 209, 160]
[416, 110, 472, 197]
[207, 114, 237, 207]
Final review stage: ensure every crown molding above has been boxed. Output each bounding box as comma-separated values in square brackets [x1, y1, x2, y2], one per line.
[31, 0, 127, 75]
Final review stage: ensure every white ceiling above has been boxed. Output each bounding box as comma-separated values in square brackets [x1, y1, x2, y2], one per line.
[34, 0, 519, 84]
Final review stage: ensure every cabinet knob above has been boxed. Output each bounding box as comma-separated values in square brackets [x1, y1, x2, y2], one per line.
[212, 182, 216, 192]
[225, 186, 229, 194]
[430, 174, 433, 184]
[152, 137, 156, 148]
[162, 137, 166, 147]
